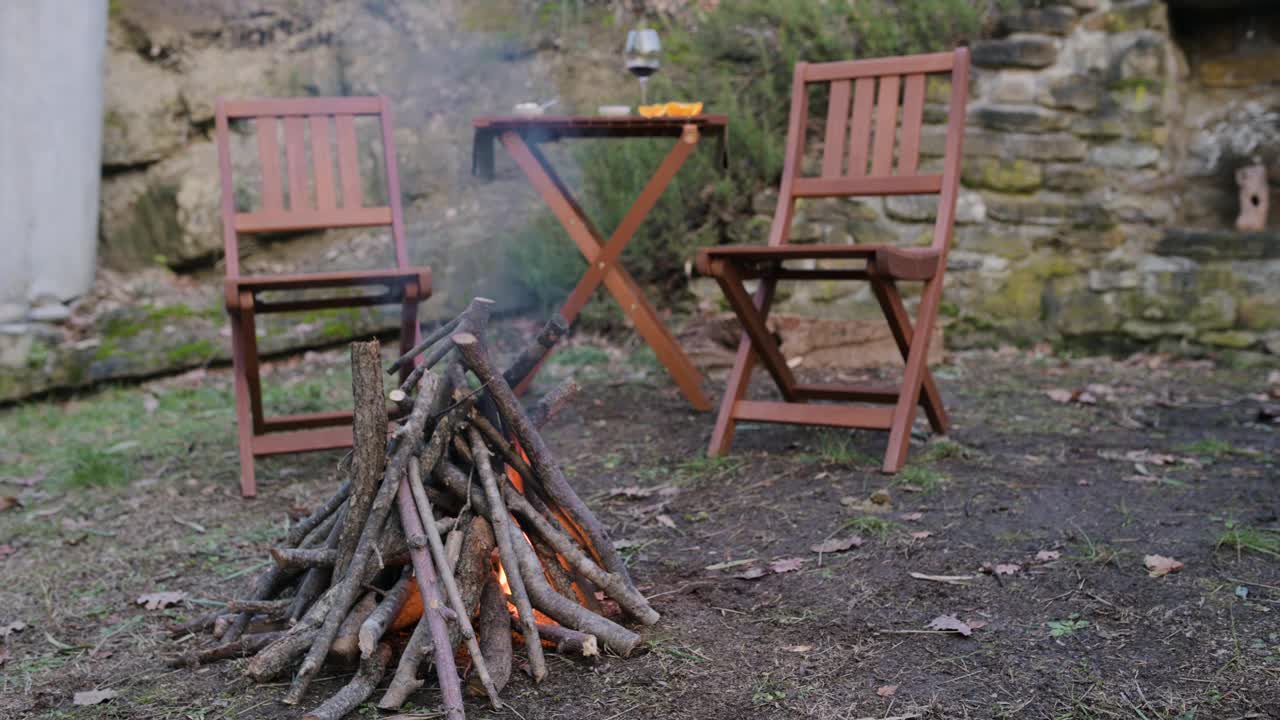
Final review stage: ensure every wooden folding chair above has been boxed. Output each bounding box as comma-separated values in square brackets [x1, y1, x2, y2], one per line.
[215, 96, 431, 497]
[695, 49, 970, 473]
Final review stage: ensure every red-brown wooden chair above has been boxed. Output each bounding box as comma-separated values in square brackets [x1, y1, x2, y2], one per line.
[695, 49, 970, 473]
[215, 96, 431, 497]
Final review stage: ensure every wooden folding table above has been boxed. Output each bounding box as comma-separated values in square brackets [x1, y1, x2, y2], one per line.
[472, 114, 728, 411]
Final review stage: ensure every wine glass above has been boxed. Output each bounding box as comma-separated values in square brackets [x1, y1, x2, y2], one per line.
[624, 27, 661, 106]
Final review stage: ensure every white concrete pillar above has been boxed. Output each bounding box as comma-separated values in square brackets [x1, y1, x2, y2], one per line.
[0, 0, 108, 319]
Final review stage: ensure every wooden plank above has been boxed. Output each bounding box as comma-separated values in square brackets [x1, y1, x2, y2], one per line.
[846, 77, 876, 177]
[310, 115, 337, 211]
[335, 114, 363, 209]
[256, 117, 283, 212]
[802, 52, 954, 82]
[792, 382, 901, 403]
[283, 116, 310, 210]
[732, 401, 895, 429]
[262, 411, 355, 433]
[223, 97, 382, 118]
[234, 207, 392, 233]
[792, 174, 943, 197]
[821, 80, 851, 177]
[870, 74, 900, 176]
[252, 426, 355, 456]
[898, 74, 927, 175]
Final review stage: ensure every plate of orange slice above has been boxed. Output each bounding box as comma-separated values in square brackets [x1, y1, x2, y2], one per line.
[637, 101, 703, 118]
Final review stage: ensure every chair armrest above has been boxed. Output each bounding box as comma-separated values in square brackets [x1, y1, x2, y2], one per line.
[224, 268, 432, 312]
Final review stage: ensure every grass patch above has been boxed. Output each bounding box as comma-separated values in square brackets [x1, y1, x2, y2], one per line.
[917, 438, 970, 462]
[1071, 523, 1120, 566]
[813, 430, 873, 465]
[1181, 437, 1247, 460]
[53, 444, 135, 489]
[1048, 615, 1090, 638]
[1217, 521, 1280, 560]
[842, 515, 899, 540]
[896, 465, 947, 493]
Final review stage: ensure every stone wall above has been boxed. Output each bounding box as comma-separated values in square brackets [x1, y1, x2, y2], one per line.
[692, 0, 1280, 360]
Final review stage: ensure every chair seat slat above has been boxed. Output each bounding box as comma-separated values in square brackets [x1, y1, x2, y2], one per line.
[846, 77, 876, 177]
[821, 80, 851, 177]
[898, 74, 927, 176]
[870, 74, 900, 177]
[256, 117, 284, 212]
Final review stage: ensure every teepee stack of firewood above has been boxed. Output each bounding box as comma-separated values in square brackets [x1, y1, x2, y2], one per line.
[170, 298, 659, 720]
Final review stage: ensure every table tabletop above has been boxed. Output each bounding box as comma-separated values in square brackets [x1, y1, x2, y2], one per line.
[472, 114, 728, 178]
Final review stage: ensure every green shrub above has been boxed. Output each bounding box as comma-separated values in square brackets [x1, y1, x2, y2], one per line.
[511, 0, 1004, 328]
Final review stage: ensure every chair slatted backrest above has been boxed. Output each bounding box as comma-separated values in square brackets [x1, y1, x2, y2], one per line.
[766, 48, 970, 253]
[214, 96, 409, 278]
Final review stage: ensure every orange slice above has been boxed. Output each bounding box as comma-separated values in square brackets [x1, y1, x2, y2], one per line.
[637, 104, 667, 118]
[664, 101, 703, 117]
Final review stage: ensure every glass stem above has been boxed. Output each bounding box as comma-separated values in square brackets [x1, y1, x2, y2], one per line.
[640, 77, 648, 106]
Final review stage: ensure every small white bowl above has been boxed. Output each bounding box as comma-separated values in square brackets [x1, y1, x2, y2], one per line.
[598, 105, 631, 117]
[513, 102, 544, 116]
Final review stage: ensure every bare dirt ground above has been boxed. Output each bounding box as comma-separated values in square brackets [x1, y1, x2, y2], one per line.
[2, 332, 1278, 720]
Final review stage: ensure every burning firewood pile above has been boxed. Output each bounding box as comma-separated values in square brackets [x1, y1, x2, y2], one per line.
[169, 298, 659, 720]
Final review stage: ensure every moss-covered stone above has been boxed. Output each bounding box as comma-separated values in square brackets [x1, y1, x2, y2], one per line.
[961, 157, 1042, 193]
[1199, 330, 1258, 349]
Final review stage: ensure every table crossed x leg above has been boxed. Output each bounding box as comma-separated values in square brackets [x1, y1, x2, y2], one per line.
[499, 126, 711, 411]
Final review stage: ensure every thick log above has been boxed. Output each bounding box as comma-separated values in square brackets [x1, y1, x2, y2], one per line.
[507, 521, 641, 656]
[452, 332, 635, 592]
[502, 313, 570, 389]
[286, 373, 439, 705]
[468, 426, 547, 682]
[358, 567, 412, 658]
[528, 378, 581, 429]
[329, 591, 378, 662]
[408, 457, 500, 708]
[469, 574, 513, 697]
[270, 547, 336, 572]
[338, 340, 388, 579]
[395, 472, 465, 720]
[169, 631, 285, 668]
[302, 642, 392, 720]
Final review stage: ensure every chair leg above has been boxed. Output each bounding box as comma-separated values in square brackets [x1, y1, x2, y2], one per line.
[228, 313, 257, 498]
[882, 277, 944, 473]
[707, 273, 779, 457]
[870, 275, 949, 434]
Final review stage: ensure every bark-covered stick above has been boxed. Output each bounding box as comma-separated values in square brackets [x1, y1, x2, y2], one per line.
[357, 567, 412, 659]
[408, 457, 501, 708]
[506, 521, 641, 656]
[337, 341, 389, 579]
[269, 547, 336, 572]
[225, 599, 290, 615]
[288, 511, 342, 623]
[395, 472, 465, 720]
[513, 618, 599, 658]
[452, 332, 635, 591]
[468, 426, 547, 682]
[528, 378, 582, 429]
[396, 298, 495, 397]
[502, 313, 570, 389]
[169, 631, 285, 668]
[379, 515, 494, 711]
[285, 480, 351, 547]
[387, 315, 463, 375]
[470, 574, 513, 697]
[285, 371, 440, 705]
[302, 642, 392, 720]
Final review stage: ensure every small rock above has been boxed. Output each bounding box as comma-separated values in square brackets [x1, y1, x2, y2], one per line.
[997, 6, 1077, 36]
[0, 304, 27, 324]
[972, 36, 1060, 69]
[28, 302, 71, 323]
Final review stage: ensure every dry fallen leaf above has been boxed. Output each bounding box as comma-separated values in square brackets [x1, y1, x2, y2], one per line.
[909, 572, 974, 585]
[733, 567, 767, 580]
[994, 563, 1021, 576]
[910, 531, 932, 540]
[810, 536, 864, 554]
[869, 488, 892, 505]
[0, 496, 20, 512]
[73, 689, 119, 706]
[136, 591, 188, 610]
[770, 557, 804, 574]
[704, 559, 753, 571]
[901, 512, 923, 522]
[967, 619, 988, 631]
[781, 645, 812, 653]
[926, 614, 972, 636]
[142, 393, 159, 414]
[655, 514, 676, 530]
[1046, 389, 1073, 403]
[0, 544, 14, 560]
[877, 684, 898, 698]
[0, 644, 10, 667]
[1144, 554, 1184, 577]
[0, 621, 26, 638]
[1034, 550, 1061, 562]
